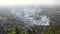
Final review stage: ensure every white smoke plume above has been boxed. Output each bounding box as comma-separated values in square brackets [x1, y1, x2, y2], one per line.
[10, 6, 50, 26]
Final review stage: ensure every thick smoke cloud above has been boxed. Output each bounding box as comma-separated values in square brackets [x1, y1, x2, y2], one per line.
[10, 6, 50, 26]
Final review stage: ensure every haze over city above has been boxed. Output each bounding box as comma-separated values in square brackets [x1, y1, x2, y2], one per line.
[0, 0, 60, 34]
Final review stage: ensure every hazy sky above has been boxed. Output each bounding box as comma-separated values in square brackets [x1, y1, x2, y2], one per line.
[0, 0, 60, 6]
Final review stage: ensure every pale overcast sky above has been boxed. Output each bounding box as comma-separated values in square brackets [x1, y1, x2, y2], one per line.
[0, 0, 60, 6]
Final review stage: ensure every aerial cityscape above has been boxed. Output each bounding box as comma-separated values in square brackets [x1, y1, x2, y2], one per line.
[0, 5, 60, 34]
[0, 0, 60, 34]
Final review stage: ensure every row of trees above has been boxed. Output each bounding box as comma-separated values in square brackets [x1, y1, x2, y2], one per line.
[5, 23, 36, 34]
[0, 23, 60, 34]
[43, 25, 60, 34]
